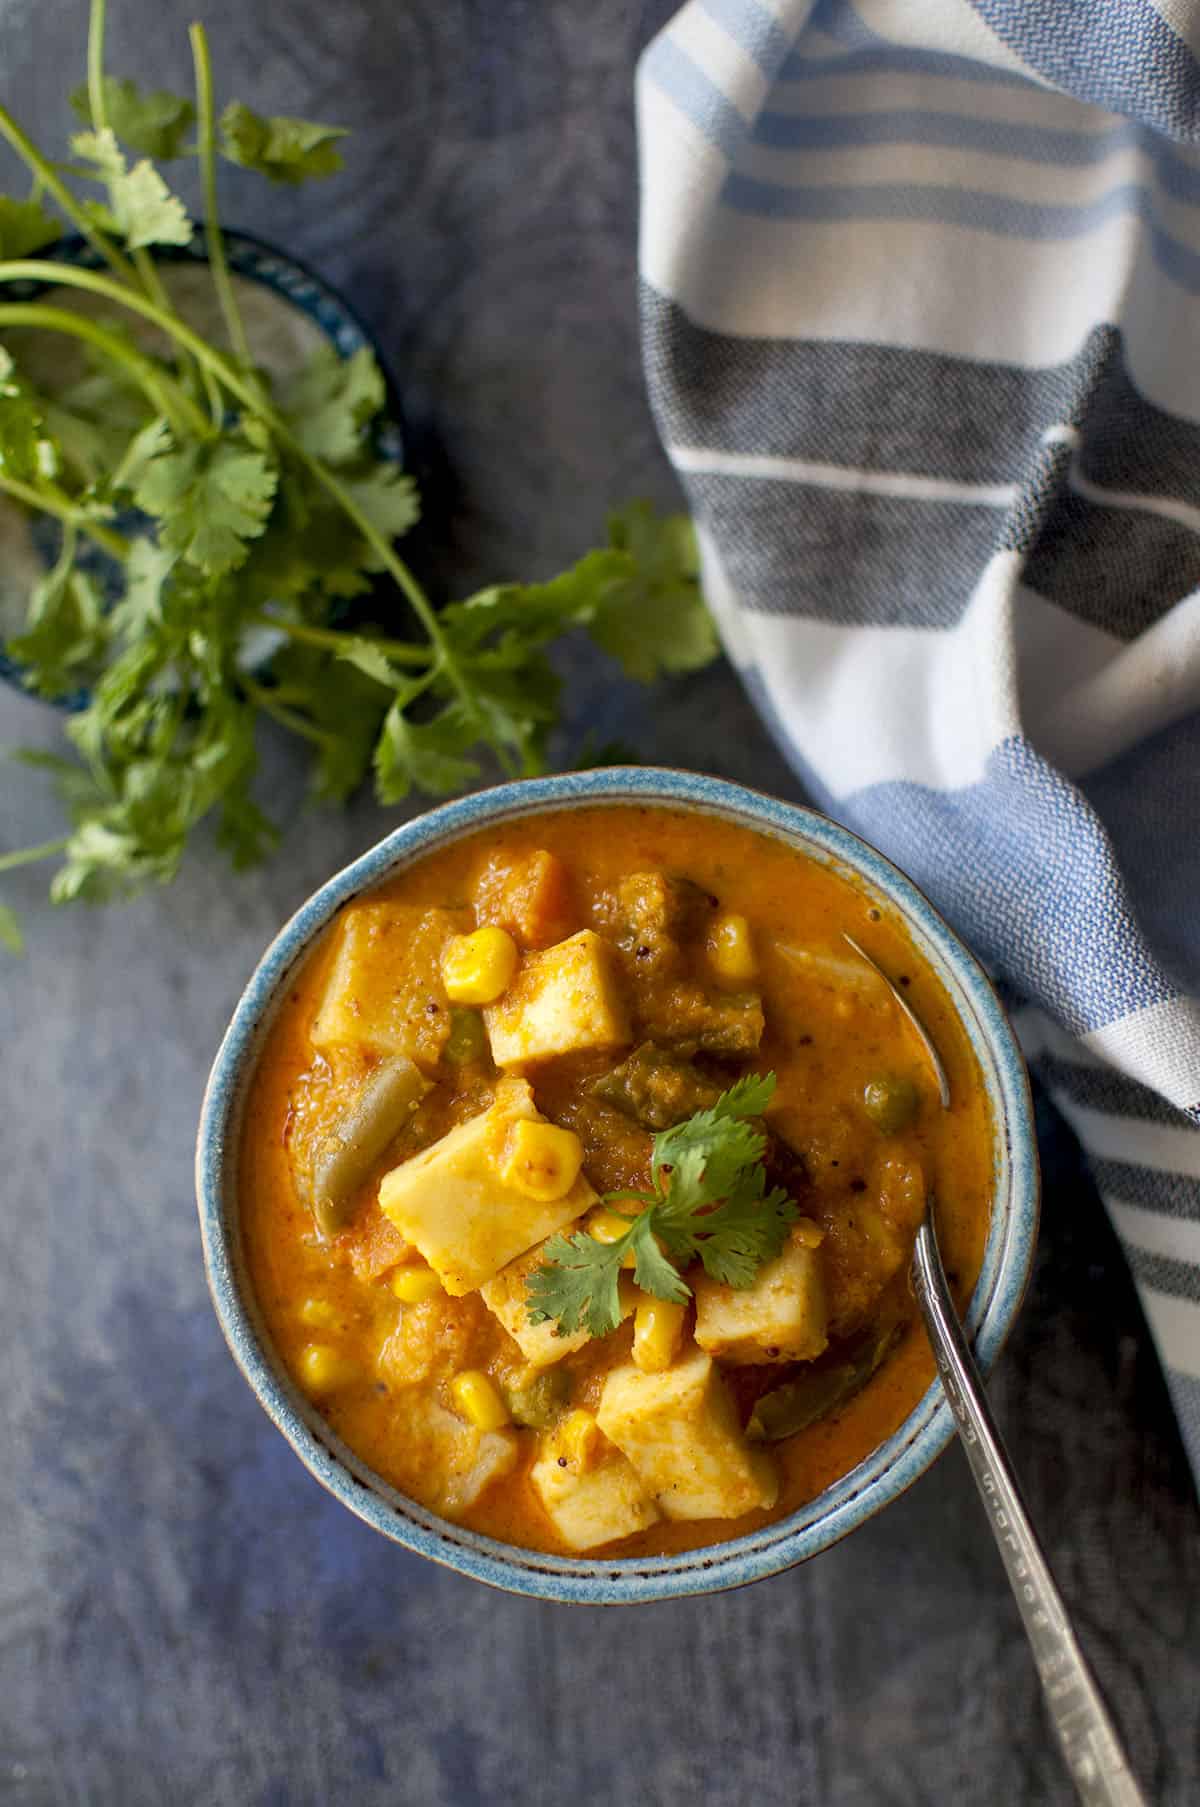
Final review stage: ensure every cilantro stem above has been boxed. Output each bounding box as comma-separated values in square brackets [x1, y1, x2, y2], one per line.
[46, 517, 78, 591]
[241, 678, 333, 746]
[85, 0, 217, 415]
[86, 0, 109, 139]
[251, 613, 432, 666]
[0, 471, 130, 560]
[0, 838, 70, 875]
[0, 103, 136, 286]
[0, 298, 210, 441]
[131, 249, 177, 328]
[0, 260, 466, 702]
[189, 24, 254, 373]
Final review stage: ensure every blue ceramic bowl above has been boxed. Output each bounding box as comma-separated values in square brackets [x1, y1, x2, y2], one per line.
[196, 769, 1040, 1603]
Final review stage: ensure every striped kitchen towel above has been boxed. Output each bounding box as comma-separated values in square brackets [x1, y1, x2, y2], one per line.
[637, 0, 1200, 1479]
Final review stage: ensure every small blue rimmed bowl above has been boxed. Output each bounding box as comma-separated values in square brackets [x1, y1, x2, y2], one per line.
[195, 768, 1040, 1604]
[0, 228, 403, 705]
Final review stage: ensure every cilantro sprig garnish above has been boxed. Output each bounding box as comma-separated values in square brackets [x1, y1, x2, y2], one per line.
[0, 2, 718, 949]
[526, 1074, 800, 1340]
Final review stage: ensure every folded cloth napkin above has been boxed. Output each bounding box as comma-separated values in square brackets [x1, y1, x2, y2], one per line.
[637, 0, 1200, 1480]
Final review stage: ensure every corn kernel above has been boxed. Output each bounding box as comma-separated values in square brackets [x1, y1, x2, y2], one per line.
[441, 926, 519, 1005]
[450, 1369, 510, 1432]
[707, 912, 757, 985]
[500, 1118, 584, 1202]
[390, 1265, 444, 1303]
[297, 1343, 359, 1395]
[632, 1297, 687, 1373]
[298, 1296, 339, 1330]
[587, 1208, 638, 1269]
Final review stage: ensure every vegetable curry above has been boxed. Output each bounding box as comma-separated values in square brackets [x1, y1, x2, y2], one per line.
[240, 805, 993, 1557]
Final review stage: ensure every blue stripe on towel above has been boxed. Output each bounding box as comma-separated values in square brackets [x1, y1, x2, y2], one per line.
[721, 170, 1200, 295]
[643, 35, 750, 156]
[699, 0, 796, 76]
[736, 695, 1181, 1037]
[722, 168, 1181, 244]
[971, 0, 1200, 144]
[778, 41, 1039, 88]
[754, 107, 1146, 170]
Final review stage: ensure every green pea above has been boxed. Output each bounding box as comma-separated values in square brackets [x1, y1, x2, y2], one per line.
[862, 1074, 919, 1134]
[444, 1007, 487, 1067]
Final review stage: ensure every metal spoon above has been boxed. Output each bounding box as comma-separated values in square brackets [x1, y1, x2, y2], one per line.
[842, 936, 1148, 1806]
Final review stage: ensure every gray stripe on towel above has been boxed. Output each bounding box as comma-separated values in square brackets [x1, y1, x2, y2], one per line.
[1093, 1158, 1200, 1221]
[643, 287, 1200, 504]
[1036, 1053, 1200, 1129]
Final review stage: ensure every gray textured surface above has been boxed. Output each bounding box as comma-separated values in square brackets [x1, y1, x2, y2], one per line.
[1, 4, 1198, 1803]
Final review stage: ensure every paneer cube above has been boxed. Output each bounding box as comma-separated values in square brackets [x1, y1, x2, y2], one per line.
[485, 930, 631, 1067]
[438, 1422, 519, 1515]
[693, 1228, 828, 1365]
[481, 1245, 635, 1368]
[597, 1348, 779, 1521]
[530, 1410, 660, 1550]
[400, 1396, 519, 1518]
[310, 903, 468, 1067]
[378, 1079, 597, 1294]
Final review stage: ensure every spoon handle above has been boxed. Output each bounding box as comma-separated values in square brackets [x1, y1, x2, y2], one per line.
[911, 1220, 1147, 1807]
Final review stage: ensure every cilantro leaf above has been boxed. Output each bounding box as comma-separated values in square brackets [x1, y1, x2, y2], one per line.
[526, 1226, 639, 1340]
[8, 562, 107, 699]
[110, 416, 173, 497]
[689, 1177, 797, 1289]
[39, 346, 161, 490]
[108, 537, 175, 640]
[591, 503, 718, 682]
[235, 466, 370, 605]
[134, 436, 277, 575]
[335, 637, 403, 689]
[0, 349, 60, 484]
[279, 345, 385, 464]
[527, 1073, 799, 1339]
[218, 101, 346, 184]
[339, 465, 420, 560]
[233, 449, 416, 612]
[111, 160, 192, 249]
[0, 196, 60, 257]
[437, 509, 717, 694]
[70, 77, 195, 159]
[69, 126, 127, 181]
[652, 1071, 776, 1209]
[49, 625, 266, 904]
[626, 1213, 693, 1303]
[264, 641, 390, 803]
[216, 780, 279, 870]
[373, 697, 482, 802]
[70, 128, 192, 249]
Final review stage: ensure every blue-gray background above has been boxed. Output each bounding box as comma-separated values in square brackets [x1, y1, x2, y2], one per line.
[1, 3, 1197, 1802]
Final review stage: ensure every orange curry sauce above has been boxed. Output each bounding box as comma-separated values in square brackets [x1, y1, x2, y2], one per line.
[239, 805, 993, 1557]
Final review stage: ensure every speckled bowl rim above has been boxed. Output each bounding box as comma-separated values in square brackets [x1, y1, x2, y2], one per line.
[196, 769, 1040, 1604]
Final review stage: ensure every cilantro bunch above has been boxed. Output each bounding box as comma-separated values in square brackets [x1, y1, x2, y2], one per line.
[526, 1074, 800, 1340]
[0, 2, 718, 951]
